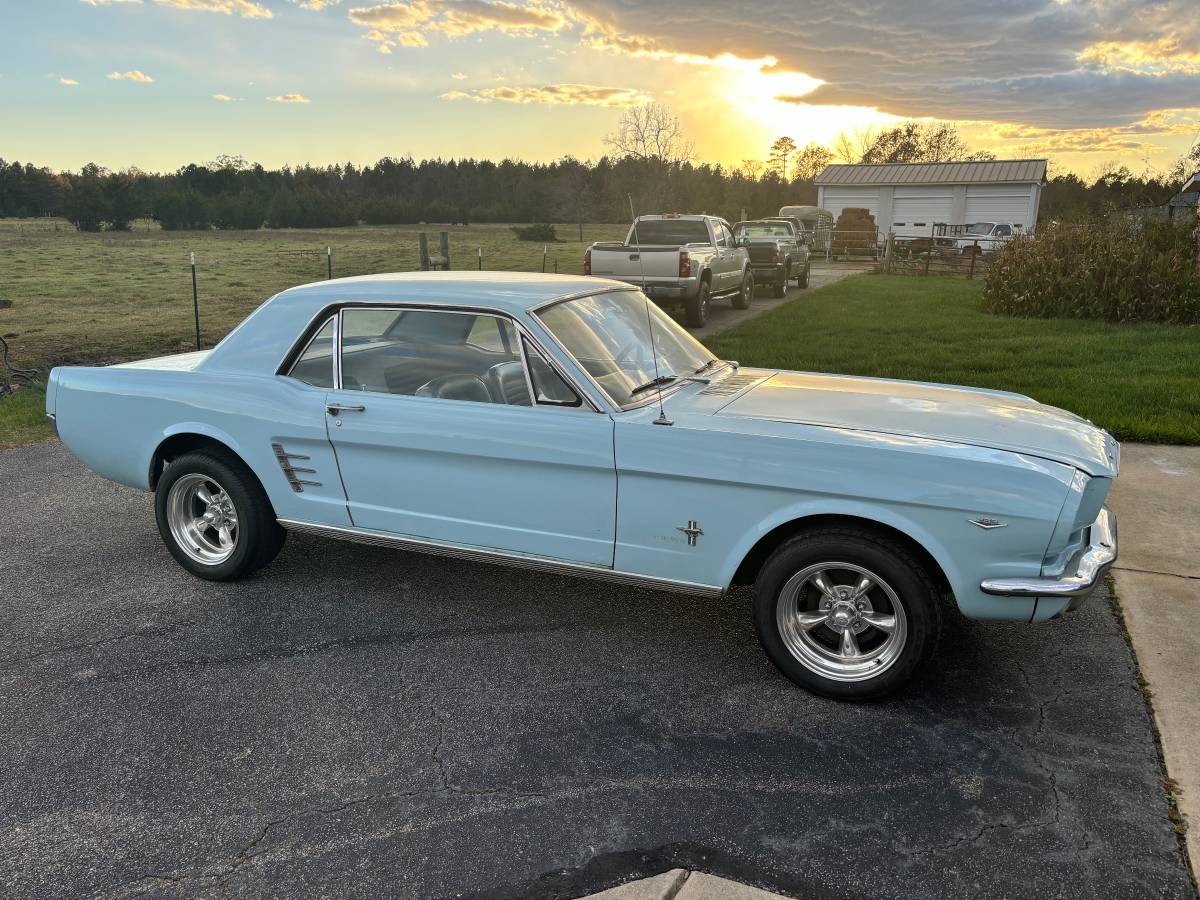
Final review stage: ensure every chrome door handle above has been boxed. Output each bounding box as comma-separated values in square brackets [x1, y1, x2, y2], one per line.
[327, 403, 366, 415]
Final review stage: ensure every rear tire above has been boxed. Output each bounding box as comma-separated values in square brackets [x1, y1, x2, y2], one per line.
[731, 272, 753, 309]
[797, 264, 810, 288]
[155, 450, 286, 581]
[685, 279, 711, 327]
[772, 266, 788, 298]
[752, 527, 941, 700]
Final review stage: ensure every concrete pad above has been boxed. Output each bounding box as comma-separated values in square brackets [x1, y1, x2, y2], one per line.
[1113, 569, 1200, 875]
[578, 871, 793, 900]
[1108, 444, 1200, 578]
[580, 869, 688, 899]
[1108, 441, 1200, 880]
[675, 872, 793, 899]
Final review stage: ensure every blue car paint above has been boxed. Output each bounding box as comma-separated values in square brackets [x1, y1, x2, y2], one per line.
[47, 272, 1118, 624]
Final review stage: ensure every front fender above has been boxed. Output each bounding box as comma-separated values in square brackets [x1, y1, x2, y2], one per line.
[716, 498, 963, 600]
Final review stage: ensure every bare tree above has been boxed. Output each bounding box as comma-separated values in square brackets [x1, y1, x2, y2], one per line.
[604, 103, 693, 212]
[833, 127, 877, 163]
[603, 103, 694, 164]
[739, 159, 765, 180]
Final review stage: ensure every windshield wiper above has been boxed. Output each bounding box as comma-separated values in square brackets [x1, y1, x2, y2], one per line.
[629, 374, 678, 396]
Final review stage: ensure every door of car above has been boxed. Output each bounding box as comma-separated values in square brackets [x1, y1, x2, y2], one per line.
[711, 221, 739, 291]
[324, 306, 617, 567]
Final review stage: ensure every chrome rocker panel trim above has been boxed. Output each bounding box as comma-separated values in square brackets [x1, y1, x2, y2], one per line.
[277, 518, 726, 598]
[981, 507, 1117, 600]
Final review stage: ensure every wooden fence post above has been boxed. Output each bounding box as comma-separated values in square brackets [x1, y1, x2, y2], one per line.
[418, 232, 431, 271]
[439, 231, 451, 270]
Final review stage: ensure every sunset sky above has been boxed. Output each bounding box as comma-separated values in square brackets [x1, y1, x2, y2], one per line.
[4, 0, 1199, 176]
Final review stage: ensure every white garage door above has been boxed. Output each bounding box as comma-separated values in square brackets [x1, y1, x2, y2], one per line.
[965, 185, 1032, 229]
[892, 187, 953, 237]
[823, 188, 879, 222]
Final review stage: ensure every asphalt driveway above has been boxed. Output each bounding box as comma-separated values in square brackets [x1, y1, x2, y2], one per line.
[1, 442, 1193, 899]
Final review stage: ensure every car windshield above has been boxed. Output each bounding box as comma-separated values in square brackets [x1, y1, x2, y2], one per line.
[737, 223, 792, 237]
[538, 289, 716, 408]
[965, 223, 996, 235]
[630, 219, 710, 246]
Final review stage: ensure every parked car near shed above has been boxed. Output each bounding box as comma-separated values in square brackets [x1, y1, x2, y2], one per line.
[585, 214, 752, 327]
[733, 219, 811, 295]
[47, 272, 1119, 700]
[777, 205, 834, 253]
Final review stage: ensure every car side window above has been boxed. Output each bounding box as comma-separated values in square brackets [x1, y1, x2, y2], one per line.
[713, 224, 728, 248]
[339, 308, 533, 406]
[286, 316, 335, 388]
[995, 225, 1012, 237]
[523, 338, 582, 407]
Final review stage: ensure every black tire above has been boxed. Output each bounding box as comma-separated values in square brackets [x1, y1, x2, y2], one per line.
[731, 272, 753, 309]
[797, 264, 810, 288]
[752, 527, 941, 700]
[771, 266, 787, 298]
[155, 450, 286, 581]
[685, 279, 711, 327]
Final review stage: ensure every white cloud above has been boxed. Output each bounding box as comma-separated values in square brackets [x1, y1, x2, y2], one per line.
[107, 69, 155, 82]
[81, 0, 272, 19]
[348, 1, 568, 53]
[212, 93, 244, 101]
[443, 82, 651, 107]
[59, 77, 80, 86]
[267, 93, 311, 102]
[451, 71, 468, 80]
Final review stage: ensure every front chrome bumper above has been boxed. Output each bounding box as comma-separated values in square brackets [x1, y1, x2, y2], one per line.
[980, 507, 1117, 608]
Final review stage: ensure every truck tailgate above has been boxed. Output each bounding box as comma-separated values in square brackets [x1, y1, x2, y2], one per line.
[589, 246, 681, 279]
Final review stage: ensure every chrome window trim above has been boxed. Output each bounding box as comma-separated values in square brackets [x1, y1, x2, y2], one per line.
[280, 313, 338, 388]
[293, 301, 603, 413]
[519, 335, 583, 408]
[277, 517, 724, 598]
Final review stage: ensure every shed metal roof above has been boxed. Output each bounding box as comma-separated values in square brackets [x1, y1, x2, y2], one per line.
[814, 159, 1047, 186]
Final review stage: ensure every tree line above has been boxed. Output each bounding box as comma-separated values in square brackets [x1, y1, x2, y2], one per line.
[1, 114, 1195, 232]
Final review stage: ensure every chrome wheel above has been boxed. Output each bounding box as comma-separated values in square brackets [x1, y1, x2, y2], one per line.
[776, 562, 908, 682]
[165, 473, 240, 565]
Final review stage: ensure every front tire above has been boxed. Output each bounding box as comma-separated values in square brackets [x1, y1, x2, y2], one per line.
[732, 272, 753, 309]
[752, 528, 941, 700]
[685, 279, 711, 327]
[155, 450, 286, 581]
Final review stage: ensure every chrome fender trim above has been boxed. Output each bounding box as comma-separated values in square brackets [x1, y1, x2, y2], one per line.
[981, 507, 1117, 599]
[277, 518, 726, 598]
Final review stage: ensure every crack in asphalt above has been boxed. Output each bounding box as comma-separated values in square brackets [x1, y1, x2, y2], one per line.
[4, 619, 201, 668]
[1113, 565, 1200, 583]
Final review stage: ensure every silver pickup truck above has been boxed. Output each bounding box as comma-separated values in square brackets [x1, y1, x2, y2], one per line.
[585, 214, 752, 327]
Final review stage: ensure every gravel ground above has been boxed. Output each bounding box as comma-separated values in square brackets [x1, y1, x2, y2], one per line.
[1, 441, 1193, 899]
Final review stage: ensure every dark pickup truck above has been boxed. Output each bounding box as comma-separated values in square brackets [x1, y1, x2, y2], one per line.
[733, 219, 811, 297]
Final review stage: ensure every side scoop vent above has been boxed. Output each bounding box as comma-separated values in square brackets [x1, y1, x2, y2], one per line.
[700, 374, 763, 397]
[272, 443, 321, 493]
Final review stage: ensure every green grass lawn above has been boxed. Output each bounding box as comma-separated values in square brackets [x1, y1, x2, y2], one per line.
[0, 386, 52, 448]
[707, 274, 1200, 445]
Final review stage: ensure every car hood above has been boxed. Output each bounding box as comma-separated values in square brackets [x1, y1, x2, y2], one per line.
[713, 370, 1118, 476]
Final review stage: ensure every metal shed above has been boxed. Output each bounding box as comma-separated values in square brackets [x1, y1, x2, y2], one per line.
[814, 159, 1047, 240]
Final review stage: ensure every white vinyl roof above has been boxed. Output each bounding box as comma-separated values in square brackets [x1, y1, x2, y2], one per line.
[815, 159, 1047, 186]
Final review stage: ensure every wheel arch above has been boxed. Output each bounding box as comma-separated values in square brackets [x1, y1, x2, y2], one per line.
[148, 424, 248, 491]
[728, 511, 955, 600]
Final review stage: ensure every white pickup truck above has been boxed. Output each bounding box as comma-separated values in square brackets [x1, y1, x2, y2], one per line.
[584, 214, 753, 327]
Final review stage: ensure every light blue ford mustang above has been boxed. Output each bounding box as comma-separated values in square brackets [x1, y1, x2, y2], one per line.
[46, 272, 1118, 699]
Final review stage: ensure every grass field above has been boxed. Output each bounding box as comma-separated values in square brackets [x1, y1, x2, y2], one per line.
[707, 274, 1200, 445]
[0, 220, 624, 369]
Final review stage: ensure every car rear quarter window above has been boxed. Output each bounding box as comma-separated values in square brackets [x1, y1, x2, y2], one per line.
[286, 316, 335, 389]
